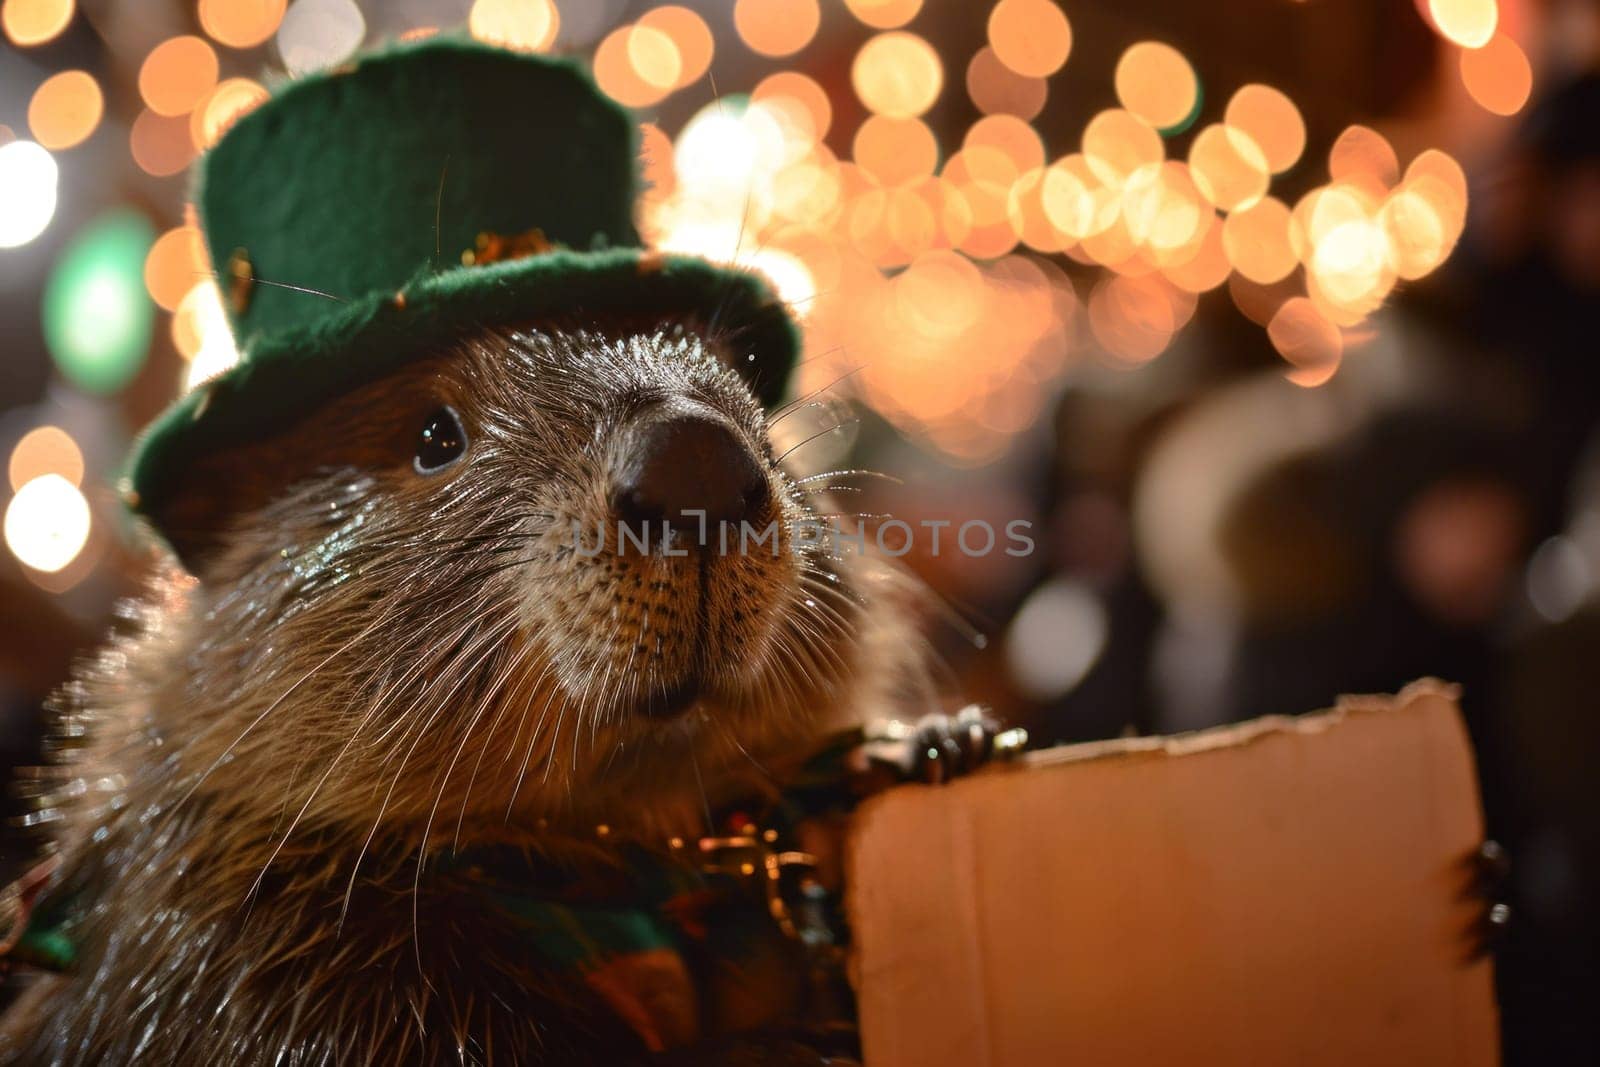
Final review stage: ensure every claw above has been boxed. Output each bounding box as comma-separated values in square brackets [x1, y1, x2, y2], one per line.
[1458, 840, 1512, 963]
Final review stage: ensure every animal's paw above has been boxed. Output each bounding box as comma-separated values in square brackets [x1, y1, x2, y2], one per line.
[855, 705, 1028, 786]
[1461, 839, 1512, 963]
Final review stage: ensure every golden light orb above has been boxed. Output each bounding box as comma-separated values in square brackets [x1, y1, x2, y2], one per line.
[1114, 41, 1198, 131]
[734, 0, 820, 58]
[988, 0, 1072, 78]
[1459, 33, 1532, 116]
[1188, 123, 1269, 212]
[198, 0, 286, 49]
[27, 70, 102, 151]
[852, 31, 944, 119]
[139, 36, 220, 118]
[1224, 84, 1305, 175]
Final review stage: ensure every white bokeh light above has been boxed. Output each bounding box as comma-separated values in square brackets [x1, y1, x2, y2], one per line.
[0, 140, 60, 249]
[5, 473, 91, 574]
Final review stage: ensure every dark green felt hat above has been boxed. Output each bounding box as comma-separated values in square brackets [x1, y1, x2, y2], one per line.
[125, 37, 798, 525]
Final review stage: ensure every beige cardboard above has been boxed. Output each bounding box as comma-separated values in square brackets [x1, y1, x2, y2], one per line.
[848, 680, 1498, 1066]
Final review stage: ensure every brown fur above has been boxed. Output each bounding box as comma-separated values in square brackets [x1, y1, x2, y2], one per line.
[0, 324, 932, 1064]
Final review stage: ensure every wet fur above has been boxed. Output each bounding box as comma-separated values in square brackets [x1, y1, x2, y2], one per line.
[0, 324, 932, 1064]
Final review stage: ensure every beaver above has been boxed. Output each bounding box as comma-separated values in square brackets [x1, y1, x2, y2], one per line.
[0, 321, 999, 1065]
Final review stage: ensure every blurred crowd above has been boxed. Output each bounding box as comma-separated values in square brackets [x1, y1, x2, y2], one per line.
[3, 1, 1599, 1063]
[891, 71, 1600, 1066]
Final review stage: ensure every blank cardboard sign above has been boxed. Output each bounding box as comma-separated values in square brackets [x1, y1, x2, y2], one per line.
[848, 681, 1498, 1067]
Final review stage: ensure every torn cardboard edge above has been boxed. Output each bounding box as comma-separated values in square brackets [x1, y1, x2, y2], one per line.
[847, 679, 1497, 1067]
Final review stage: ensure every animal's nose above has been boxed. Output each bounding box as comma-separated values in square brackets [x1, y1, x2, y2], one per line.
[613, 400, 768, 542]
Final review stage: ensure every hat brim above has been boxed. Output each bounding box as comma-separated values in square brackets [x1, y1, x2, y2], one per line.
[126, 249, 799, 522]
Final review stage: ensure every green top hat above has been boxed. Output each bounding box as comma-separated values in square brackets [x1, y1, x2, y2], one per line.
[125, 37, 798, 530]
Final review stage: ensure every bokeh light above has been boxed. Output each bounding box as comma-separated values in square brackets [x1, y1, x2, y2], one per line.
[277, 0, 366, 75]
[129, 109, 196, 177]
[1082, 108, 1163, 186]
[1459, 33, 1532, 116]
[1222, 196, 1296, 284]
[1, 0, 72, 46]
[1189, 124, 1270, 212]
[988, 0, 1072, 78]
[852, 32, 943, 119]
[753, 71, 833, 142]
[0, 140, 58, 248]
[845, 0, 923, 30]
[1268, 296, 1343, 386]
[854, 116, 939, 186]
[735, 0, 820, 59]
[8, 426, 83, 492]
[966, 45, 1047, 121]
[1428, 0, 1499, 49]
[468, 0, 558, 53]
[139, 36, 220, 118]
[638, 6, 713, 91]
[1115, 42, 1199, 132]
[1224, 84, 1305, 175]
[177, 281, 242, 389]
[27, 70, 101, 152]
[42, 211, 155, 395]
[190, 77, 270, 150]
[144, 225, 209, 313]
[1328, 124, 1399, 196]
[594, 24, 682, 108]
[5, 473, 91, 574]
[199, 0, 286, 49]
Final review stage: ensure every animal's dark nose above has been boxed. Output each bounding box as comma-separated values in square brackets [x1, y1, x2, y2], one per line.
[613, 401, 767, 542]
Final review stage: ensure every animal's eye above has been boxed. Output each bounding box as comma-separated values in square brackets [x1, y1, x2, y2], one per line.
[414, 406, 467, 473]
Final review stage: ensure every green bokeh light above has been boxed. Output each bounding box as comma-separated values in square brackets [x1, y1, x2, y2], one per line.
[42, 211, 156, 395]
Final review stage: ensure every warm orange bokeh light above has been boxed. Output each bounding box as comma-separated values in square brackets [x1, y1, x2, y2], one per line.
[130, 109, 197, 177]
[627, 25, 682, 92]
[1428, 0, 1498, 49]
[198, 0, 285, 49]
[594, 25, 679, 108]
[1460, 33, 1532, 116]
[1090, 273, 1186, 363]
[966, 45, 1047, 120]
[854, 115, 939, 186]
[8, 425, 83, 492]
[468, 0, 558, 53]
[1041, 154, 1118, 239]
[1189, 124, 1270, 212]
[753, 71, 833, 143]
[28, 70, 102, 151]
[1, 0, 72, 46]
[1161, 217, 1231, 293]
[638, 6, 713, 90]
[1224, 84, 1305, 175]
[988, 0, 1073, 78]
[852, 31, 944, 119]
[1121, 161, 1205, 256]
[190, 78, 269, 150]
[735, 0, 820, 58]
[1082, 108, 1163, 185]
[966, 114, 1045, 174]
[139, 36, 219, 118]
[1328, 124, 1399, 196]
[1269, 297, 1343, 386]
[1115, 41, 1198, 131]
[145, 225, 210, 312]
[1222, 195, 1296, 284]
[845, 0, 923, 30]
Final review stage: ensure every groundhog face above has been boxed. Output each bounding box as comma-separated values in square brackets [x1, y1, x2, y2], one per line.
[151, 322, 885, 839]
